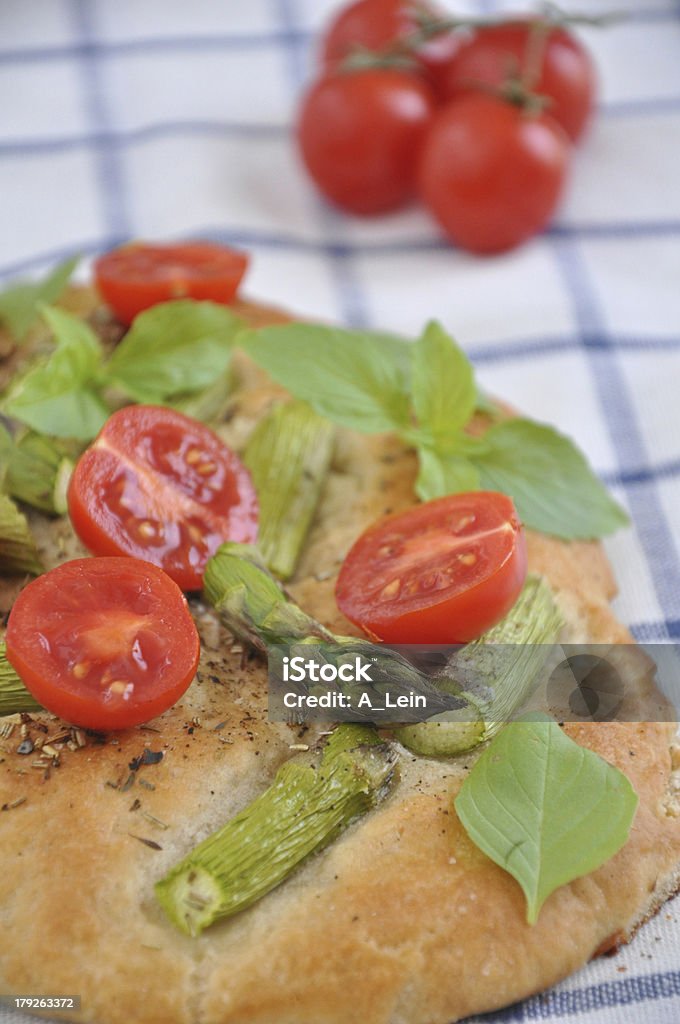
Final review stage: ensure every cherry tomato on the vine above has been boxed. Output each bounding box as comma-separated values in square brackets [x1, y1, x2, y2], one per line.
[437, 21, 596, 142]
[94, 242, 249, 326]
[68, 405, 258, 591]
[297, 68, 436, 214]
[336, 492, 527, 644]
[6, 557, 200, 730]
[418, 93, 570, 254]
[321, 0, 460, 97]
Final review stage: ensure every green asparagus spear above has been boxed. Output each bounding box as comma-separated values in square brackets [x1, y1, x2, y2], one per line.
[2, 427, 75, 515]
[203, 543, 472, 721]
[155, 724, 397, 935]
[204, 543, 330, 648]
[394, 577, 562, 756]
[0, 493, 42, 575]
[244, 401, 335, 580]
[0, 642, 42, 715]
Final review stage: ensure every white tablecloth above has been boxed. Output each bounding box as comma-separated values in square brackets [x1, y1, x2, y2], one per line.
[2, 0, 679, 1021]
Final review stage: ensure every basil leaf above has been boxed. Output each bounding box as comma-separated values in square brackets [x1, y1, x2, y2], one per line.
[412, 321, 476, 447]
[41, 304, 104, 369]
[367, 330, 413, 386]
[473, 418, 629, 539]
[107, 300, 242, 403]
[416, 447, 480, 502]
[2, 306, 108, 440]
[242, 324, 412, 433]
[0, 256, 79, 342]
[455, 719, 638, 924]
[241, 320, 627, 541]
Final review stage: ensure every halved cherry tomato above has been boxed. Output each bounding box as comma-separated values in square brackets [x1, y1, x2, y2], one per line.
[94, 242, 249, 325]
[5, 557, 200, 730]
[321, 0, 460, 97]
[335, 492, 527, 643]
[437, 21, 595, 142]
[68, 406, 258, 590]
[297, 69, 436, 214]
[418, 92, 570, 254]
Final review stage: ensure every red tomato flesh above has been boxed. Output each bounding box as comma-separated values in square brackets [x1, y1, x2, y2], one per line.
[438, 21, 595, 142]
[68, 406, 258, 591]
[94, 242, 249, 325]
[336, 492, 527, 643]
[5, 557, 200, 730]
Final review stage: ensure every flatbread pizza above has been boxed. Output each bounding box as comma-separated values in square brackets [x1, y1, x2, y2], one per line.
[1, 270, 679, 1024]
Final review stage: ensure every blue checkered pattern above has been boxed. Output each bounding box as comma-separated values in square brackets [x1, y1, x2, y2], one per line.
[2, 1, 679, 1021]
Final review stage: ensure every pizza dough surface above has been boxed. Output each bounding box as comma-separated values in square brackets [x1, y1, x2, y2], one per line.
[1, 295, 679, 1024]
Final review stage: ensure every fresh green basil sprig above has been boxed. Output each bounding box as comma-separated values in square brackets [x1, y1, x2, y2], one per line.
[242, 321, 628, 541]
[1, 300, 243, 441]
[455, 717, 638, 923]
[0, 257, 79, 343]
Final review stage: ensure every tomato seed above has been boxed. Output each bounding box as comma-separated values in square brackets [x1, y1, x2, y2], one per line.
[419, 573, 440, 591]
[109, 681, 132, 696]
[380, 578, 401, 599]
[458, 552, 476, 566]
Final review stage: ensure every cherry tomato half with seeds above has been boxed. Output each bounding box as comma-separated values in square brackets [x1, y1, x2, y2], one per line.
[321, 0, 460, 97]
[297, 69, 436, 215]
[6, 557, 200, 730]
[68, 405, 258, 591]
[336, 492, 527, 644]
[418, 93, 570, 254]
[94, 242, 249, 325]
[437, 21, 595, 142]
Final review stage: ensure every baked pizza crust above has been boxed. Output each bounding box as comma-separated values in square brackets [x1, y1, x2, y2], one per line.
[1, 294, 679, 1024]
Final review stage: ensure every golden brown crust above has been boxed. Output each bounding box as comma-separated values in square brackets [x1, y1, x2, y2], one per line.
[0, 294, 679, 1024]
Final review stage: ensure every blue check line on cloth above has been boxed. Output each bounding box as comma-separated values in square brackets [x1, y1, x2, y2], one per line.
[0, 93, 677, 157]
[632, 618, 680, 640]
[603, 96, 680, 118]
[466, 970, 680, 1021]
[1, 201, 678, 250]
[602, 457, 680, 488]
[0, 29, 310, 66]
[0, 3, 677, 66]
[0, 122, 288, 157]
[467, 334, 680, 363]
[552, 236, 680, 639]
[68, 0, 131, 241]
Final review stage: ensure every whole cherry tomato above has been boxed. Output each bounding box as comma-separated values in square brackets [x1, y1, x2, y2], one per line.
[336, 492, 527, 644]
[297, 68, 436, 214]
[418, 92, 570, 254]
[437, 21, 596, 142]
[321, 0, 459, 96]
